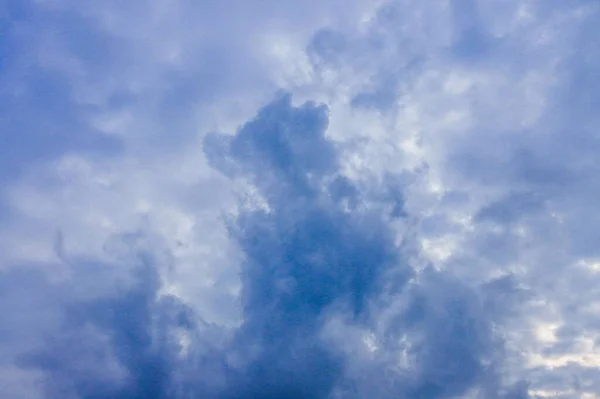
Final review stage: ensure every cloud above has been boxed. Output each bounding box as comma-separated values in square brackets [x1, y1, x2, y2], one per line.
[203, 94, 529, 398]
[204, 94, 410, 398]
[1, 94, 527, 399]
[3, 0, 600, 398]
[305, 1, 600, 395]
[7, 232, 178, 398]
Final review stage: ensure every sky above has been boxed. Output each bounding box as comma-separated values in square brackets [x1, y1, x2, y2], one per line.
[1, 0, 600, 398]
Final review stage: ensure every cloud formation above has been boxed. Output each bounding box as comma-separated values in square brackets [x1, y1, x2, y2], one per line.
[4, 94, 527, 399]
[2, 1, 600, 398]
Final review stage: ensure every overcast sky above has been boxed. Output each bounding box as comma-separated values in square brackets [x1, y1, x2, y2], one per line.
[1, 1, 600, 398]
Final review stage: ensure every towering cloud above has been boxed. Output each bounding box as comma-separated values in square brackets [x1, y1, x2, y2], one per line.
[11, 94, 527, 398]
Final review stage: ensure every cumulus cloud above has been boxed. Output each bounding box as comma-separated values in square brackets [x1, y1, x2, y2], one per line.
[2, 94, 527, 398]
[2, 0, 600, 398]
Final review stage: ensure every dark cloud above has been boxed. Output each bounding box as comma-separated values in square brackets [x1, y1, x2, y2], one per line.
[205, 93, 408, 398]
[8, 93, 530, 398]
[205, 94, 527, 398]
[15, 233, 194, 399]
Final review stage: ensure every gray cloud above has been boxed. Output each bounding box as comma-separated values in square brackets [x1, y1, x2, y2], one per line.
[3, 0, 600, 397]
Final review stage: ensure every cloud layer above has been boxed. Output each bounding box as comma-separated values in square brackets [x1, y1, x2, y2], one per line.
[2, 1, 600, 398]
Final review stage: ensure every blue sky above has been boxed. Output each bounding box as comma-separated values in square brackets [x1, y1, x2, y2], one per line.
[1, 1, 600, 398]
